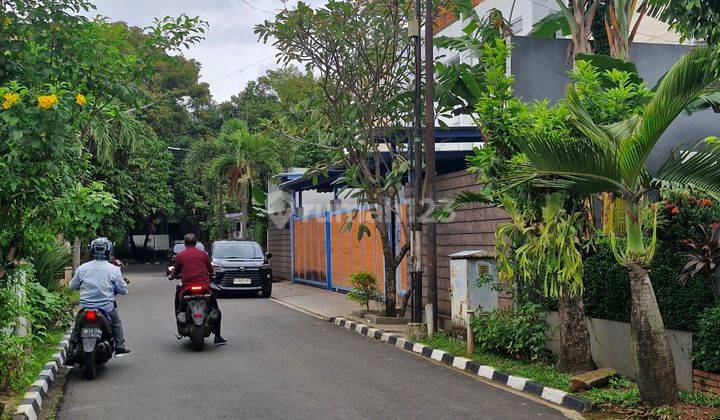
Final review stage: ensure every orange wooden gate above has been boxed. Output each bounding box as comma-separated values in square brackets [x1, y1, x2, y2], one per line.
[291, 206, 408, 295]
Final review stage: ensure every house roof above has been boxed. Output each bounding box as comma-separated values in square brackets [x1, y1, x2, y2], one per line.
[279, 126, 482, 193]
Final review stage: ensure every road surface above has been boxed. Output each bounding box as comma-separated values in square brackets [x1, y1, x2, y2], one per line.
[57, 266, 566, 419]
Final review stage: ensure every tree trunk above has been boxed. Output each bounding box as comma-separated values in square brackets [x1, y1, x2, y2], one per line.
[239, 183, 249, 240]
[628, 262, 678, 406]
[379, 220, 397, 318]
[128, 234, 138, 260]
[556, 292, 594, 373]
[72, 237, 81, 271]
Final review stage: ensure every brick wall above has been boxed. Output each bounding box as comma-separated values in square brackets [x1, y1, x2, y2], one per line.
[267, 217, 291, 281]
[693, 369, 720, 395]
[433, 0, 484, 34]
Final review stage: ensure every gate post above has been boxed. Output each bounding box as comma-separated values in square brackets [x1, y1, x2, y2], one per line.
[324, 211, 332, 290]
[290, 213, 296, 284]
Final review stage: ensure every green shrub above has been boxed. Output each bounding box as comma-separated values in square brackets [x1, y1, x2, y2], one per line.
[347, 271, 381, 310]
[28, 238, 71, 291]
[0, 334, 32, 393]
[583, 238, 715, 331]
[692, 304, 720, 372]
[25, 281, 73, 340]
[471, 303, 549, 361]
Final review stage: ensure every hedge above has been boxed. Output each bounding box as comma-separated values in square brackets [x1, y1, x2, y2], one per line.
[583, 239, 715, 332]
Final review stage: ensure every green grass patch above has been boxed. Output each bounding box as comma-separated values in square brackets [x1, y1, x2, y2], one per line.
[584, 377, 641, 408]
[0, 331, 65, 419]
[420, 332, 573, 392]
[679, 391, 720, 408]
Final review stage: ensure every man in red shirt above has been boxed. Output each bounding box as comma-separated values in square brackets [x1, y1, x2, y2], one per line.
[171, 233, 226, 345]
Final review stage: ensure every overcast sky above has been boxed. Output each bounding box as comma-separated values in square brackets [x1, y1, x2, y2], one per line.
[92, 0, 319, 103]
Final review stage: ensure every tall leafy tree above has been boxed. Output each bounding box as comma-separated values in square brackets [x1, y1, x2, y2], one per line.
[504, 46, 720, 405]
[256, 0, 414, 317]
[186, 120, 281, 240]
[0, 0, 206, 268]
[647, 0, 720, 46]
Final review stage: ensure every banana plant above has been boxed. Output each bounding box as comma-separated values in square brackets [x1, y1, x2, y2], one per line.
[604, 0, 647, 60]
[528, 0, 600, 60]
[508, 46, 720, 405]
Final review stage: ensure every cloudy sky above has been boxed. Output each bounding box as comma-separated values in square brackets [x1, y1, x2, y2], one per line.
[92, 0, 319, 102]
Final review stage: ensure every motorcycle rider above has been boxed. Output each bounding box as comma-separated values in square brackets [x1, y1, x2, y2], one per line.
[170, 233, 226, 346]
[67, 237, 130, 360]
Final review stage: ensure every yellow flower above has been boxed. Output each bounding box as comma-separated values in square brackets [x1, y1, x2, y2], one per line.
[37, 94, 58, 110]
[3, 92, 20, 108]
[75, 93, 86, 106]
[3, 17, 11, 26]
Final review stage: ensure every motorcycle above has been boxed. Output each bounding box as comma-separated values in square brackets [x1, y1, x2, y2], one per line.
[68, 261, 128, 379]
[70, 307, 116, 379]
[174, 282, 219, 351]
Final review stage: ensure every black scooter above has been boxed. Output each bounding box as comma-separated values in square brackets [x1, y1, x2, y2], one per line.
[175, 283, 219, 351]
[69, 307, 116, 379]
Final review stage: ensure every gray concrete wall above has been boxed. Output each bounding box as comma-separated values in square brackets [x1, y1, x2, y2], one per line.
[510, 36, 720, 173]
[546, 312, 694, 392]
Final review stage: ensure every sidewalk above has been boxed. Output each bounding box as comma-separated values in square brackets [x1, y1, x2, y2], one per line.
[272, 281, 408, 333]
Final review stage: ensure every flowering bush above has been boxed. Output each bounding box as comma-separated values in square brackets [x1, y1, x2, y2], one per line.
[659, 190, 720, 245]
[0, 82, 87, 267]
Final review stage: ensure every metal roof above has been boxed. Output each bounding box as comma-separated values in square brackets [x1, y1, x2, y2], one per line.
[279, 126, 483, 193]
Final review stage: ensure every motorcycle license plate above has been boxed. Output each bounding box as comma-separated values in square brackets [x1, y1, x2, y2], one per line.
[233, 278, 251, 285]
[81, 327, 102, 338]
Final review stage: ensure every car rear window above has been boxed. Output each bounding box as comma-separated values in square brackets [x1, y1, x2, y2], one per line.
[212, 242, 262, 259]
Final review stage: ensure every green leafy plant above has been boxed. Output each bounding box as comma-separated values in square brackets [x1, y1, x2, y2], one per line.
[26, 239, 72, 291]
[584, 237, 715, 331]
[25, 281, 74, 340]
[347, 271, 382, 311]
[470, 303, 549, 362]
[499, 45, 720, 405]
[585, 377, 641, 408]
[692, 304, 720, 372]
[0, 333, 32, 393]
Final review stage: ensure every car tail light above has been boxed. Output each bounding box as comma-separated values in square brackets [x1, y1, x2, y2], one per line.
[190, 286, 204, 294]
[85, 310, 97, 322]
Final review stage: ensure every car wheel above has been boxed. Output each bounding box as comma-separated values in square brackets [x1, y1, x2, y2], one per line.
[261, 282, 272, 298]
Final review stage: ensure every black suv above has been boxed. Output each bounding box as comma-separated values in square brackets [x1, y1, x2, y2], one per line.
[210, 240, 273, 297]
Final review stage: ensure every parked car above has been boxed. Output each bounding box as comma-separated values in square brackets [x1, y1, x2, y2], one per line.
[166, 240, 206, 275]
[210, 240, 273, 297]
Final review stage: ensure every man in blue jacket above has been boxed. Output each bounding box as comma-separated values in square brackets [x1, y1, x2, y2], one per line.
[68, 237, 130, 357]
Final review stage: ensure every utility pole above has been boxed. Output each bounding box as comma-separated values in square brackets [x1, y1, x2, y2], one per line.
[424, 0, 438, 328]
[409, 0, 423, 324]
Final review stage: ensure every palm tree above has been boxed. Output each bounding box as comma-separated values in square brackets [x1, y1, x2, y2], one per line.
[513, 46, 720, 405]
[187, 119, 281, 240]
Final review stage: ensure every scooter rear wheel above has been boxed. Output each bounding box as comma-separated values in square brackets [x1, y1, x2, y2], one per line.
[190, 325, 204, 352]
[83, 351, 97, 380]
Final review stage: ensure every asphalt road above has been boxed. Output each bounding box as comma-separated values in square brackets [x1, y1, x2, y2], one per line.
[57, 266, 566, 419]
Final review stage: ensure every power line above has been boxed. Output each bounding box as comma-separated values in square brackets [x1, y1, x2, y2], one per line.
[208, 55, 277, 82]
[240, 0, 276, 15]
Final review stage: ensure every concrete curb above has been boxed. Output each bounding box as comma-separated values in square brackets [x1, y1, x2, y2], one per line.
[13, 329, 72, 420]
[333, 317, 592, 414]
